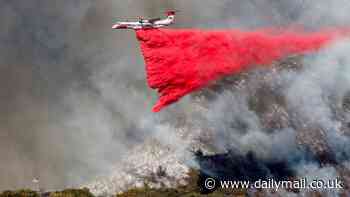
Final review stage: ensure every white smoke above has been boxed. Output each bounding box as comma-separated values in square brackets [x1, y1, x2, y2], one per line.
[193, 39, 350, 196]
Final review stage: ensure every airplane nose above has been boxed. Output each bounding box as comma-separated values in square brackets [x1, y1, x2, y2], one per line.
[112, 24, 119, 29]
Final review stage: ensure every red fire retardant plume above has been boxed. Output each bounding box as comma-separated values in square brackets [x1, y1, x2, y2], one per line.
[136, 29, 343, 112]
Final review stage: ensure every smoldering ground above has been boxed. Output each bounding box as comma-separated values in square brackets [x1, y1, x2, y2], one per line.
[1, 0, 350, 195]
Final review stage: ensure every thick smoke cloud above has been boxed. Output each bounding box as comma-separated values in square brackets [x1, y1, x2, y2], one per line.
[0, 0, 187, 191]
[0, 0, 145, 190]
[1, 0, 350, 195]
[192, 40, 350, 196]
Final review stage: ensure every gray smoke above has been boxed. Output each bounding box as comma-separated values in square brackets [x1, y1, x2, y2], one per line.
[0, 0, 196, 191]
[0, 0, 148, 190]
[1, 0, 350, 196]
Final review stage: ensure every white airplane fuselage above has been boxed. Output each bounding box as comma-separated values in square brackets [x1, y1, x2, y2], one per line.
[112, 14, 175, 30]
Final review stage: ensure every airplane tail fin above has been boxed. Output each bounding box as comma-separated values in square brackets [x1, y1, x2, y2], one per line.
[165, 10, 178, 16]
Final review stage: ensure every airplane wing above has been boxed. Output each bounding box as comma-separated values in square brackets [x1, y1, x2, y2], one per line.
[148, 18, 161, 24]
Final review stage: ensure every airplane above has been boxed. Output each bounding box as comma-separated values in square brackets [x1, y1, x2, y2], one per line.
[112, 10, 176, 30]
